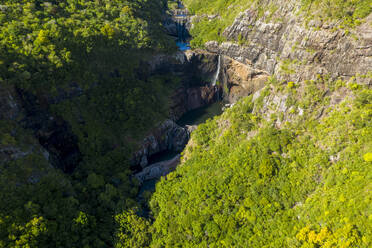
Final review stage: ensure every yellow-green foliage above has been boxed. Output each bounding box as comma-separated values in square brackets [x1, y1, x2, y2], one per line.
[0, 0, 179, 247]
[280, 59, 300, 75]
[115, 210, 151, 248]
[147, 84, 371, 247]
[301, 0, 372, 28]
[287, 81, 296, 89]
[183, 0, 371, 48]
[364, 152, 372, 162]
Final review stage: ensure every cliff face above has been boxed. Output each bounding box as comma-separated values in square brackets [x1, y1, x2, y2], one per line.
[220, 56, 269, 103]
[132, 2, 372, 171]
[146, 50, 221, 120]
[205, 2, 371, 87]
[147, 2, 371, 246]
[0, 85, 53, 184]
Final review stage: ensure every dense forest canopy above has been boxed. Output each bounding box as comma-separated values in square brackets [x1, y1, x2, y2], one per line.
[0, 0, 178, 247]
[148, 80, 372, 247]
[0, 0, 371, 247]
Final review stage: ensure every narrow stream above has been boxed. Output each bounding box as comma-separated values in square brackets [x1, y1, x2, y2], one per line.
[137, 1, 223, 211]
[137, 102, 223, 199]
[175, 0, 190, 51]
[176, 41, 191, 51]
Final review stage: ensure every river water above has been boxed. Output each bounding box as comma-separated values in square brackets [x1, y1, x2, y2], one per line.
[177, 101, 223, 126]
[137, 0, 222, 207]
[176, 41, 190, 51]
[138, 102, 223, 200]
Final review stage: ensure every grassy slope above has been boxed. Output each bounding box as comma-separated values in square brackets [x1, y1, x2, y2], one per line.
[183, 0, 372, 48]
[148, 77, 372, 247]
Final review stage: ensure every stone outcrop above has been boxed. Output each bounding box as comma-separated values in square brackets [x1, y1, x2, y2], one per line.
[205, 2, 372, 85]
[0, 84, 81, 173]
[134, 154, 181, 183]
[132, 120, 189, 168]
[220, 56, 269, 103]
[145, 50, 222, 120]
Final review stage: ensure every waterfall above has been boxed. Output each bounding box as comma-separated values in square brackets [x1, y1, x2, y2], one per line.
[212, 54, 221, 86]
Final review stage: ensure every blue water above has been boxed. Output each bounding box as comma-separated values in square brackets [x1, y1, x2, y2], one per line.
[176, 42, 190, 51]
[178, 1, 185, 9]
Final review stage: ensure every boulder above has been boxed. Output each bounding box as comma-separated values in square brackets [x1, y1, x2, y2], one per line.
[221, 57, 268, 103]
[132, 120, 189, 168]
[134, 154, 181, 183]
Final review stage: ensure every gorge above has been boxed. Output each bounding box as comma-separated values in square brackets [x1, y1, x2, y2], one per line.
[0, 0, 371, 247]
[132, 2, 268, 187]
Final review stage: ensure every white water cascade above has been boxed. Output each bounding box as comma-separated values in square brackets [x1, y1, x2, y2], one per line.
[212, 54, 221, 86]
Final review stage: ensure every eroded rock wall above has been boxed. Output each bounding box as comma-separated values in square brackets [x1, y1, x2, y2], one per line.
[205, 2, 371, 85]
[132, 119, 189, 168]
[146, 50, 222, 120]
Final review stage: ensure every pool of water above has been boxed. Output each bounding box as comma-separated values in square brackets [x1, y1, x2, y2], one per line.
[147, 150, 179, 165]
[177, 101, 224, 126]
[137, 101, 224, 211]
[176, 42, 190, 51]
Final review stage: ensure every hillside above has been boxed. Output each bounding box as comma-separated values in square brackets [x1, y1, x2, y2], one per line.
[135, 0, 372, 247]
[184, 0, 371, 47]
[149, 79, 372, 247]
[0, 0, 178, 247]
[0, 0, 371, 247]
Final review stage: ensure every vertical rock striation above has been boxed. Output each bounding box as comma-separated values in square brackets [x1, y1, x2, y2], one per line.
[205, 3, 371, 85]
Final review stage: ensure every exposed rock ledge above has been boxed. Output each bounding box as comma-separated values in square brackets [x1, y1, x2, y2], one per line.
[205, 8, 372, 85]
[221, 56, 269, 103]
[132, 120, 189, 168]
[133, 50, 272, 171]
[134, 154, 181, 183]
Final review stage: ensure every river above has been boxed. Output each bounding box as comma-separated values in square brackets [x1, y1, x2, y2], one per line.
[137, 102, 224, 201]
[137, 0, 223, 210]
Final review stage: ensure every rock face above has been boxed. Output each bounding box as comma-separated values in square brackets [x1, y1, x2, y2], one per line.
[145, 50, 222, 120]
[17, 89, 81, 173]
[146, 47, 271, 120]
[220, 56, 269, 103]
[205, 3, 372, 85]
[134, 154, 181, 183]
[171, 85, 217, 118]
[0, 84, 82, 173]
[132, 48, 272, 174]
[132, 120, 189, 168]
[0, 85, 22, 121]
[163, 7, 192, 38]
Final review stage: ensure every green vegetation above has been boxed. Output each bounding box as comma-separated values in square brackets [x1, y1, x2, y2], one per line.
[300, 0, 372, 28]
[185, 0, 256, 48]
[279, 59, 300, 75]
[183, 0, 371, 48]
[0, 0, 179, 247]
[144, 79, 372, 247]
[1, 0, 371, 247]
